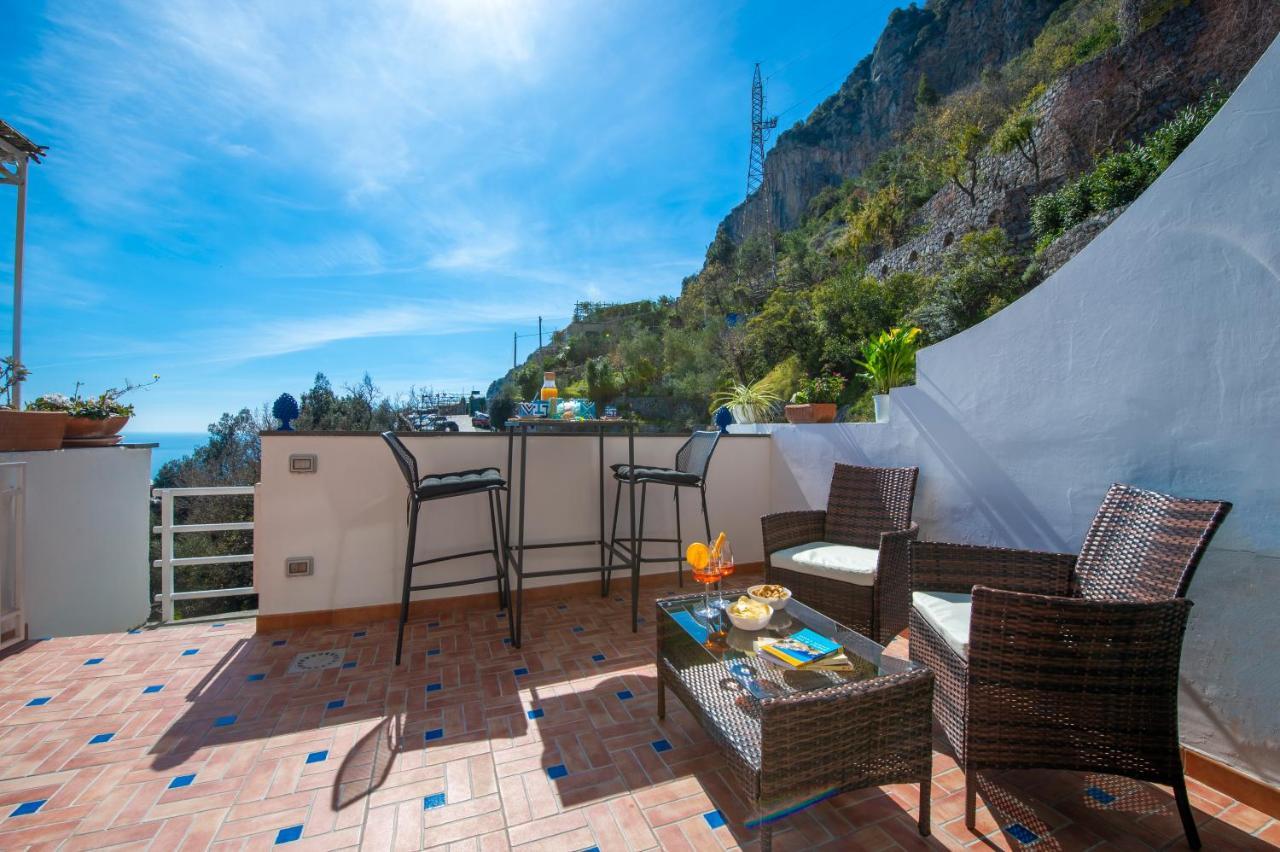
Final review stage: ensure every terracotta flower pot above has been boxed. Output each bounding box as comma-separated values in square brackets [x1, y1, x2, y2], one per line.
[784, 403, 838, 424]
[63, 415, 130, 441]
[0, 410, 69, 451]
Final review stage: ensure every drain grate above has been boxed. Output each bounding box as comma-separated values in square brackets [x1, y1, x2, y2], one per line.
[287, 649, 346, 674]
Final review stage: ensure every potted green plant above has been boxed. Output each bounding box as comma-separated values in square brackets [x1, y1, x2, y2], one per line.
[0, 358, 69, 451]
[855, 327, 922, 423]
[27, 375, 159, 445]
[785, 373, 846, 423]
[710, 381, 780, 425]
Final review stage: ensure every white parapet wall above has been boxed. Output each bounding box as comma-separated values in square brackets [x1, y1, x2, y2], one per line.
[748, 35, 1280, 788]
[255, 432, 771, 620]
[2, 445, 152, 637]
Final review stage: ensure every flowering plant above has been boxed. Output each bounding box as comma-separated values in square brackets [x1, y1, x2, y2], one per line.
[1, 357, 29, 409]
[792, 373, 846, 405]
[28, 375, 160, 419]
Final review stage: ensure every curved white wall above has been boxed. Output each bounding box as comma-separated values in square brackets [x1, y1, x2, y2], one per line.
[762, 36, 1280, 785]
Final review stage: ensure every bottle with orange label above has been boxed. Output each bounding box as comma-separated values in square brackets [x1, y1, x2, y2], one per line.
[540, 371, 558, 416]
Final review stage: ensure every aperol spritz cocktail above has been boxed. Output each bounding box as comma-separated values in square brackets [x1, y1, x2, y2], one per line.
[686, 542, 721, 619]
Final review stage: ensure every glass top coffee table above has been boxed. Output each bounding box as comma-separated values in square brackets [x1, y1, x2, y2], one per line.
[656, 590, 934, 850]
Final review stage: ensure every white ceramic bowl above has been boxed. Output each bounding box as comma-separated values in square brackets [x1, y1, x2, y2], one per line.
[748, 584, 792, 610]
[725, 601, 773, 631]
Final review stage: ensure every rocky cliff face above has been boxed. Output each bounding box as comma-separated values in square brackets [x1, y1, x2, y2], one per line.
[723, 0, 1067, 243]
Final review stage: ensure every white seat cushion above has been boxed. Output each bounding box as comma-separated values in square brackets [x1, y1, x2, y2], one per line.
[768, 541, 880, 587]
[911, 591, 972, 658]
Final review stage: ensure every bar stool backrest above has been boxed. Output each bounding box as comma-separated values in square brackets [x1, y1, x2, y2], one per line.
[675, 430, 720, 482]
[381, 431, 420, 490]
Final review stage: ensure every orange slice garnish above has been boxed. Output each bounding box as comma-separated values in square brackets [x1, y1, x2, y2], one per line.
[685, 542, 710, 570]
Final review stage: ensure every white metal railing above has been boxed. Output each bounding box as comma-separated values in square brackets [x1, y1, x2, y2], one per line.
[152, 486, 255, 622]
[0, 463, 26, 651]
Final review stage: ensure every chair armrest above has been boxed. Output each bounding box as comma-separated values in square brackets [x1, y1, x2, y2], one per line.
[909, 540, 1075, 597]
[965, 586, 1192, 775]
[873, 523, 919, 643]
[761, 510, 826, 558]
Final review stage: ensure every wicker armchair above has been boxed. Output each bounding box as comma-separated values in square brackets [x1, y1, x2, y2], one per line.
[761, 464, 919, 644]
[908, 483, 1231, 849]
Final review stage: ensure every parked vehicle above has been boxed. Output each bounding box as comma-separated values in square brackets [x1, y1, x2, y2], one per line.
[471, 410, 491, 429]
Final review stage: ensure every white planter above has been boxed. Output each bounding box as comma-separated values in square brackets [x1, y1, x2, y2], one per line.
[730, 404, 757, 425]
[873, 394, 890, 423]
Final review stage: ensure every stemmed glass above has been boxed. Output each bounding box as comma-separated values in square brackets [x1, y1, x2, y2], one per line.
[691, 554, 721, 620]
[712, 541, 735, 610]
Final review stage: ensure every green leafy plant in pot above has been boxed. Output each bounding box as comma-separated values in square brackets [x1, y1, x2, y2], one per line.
[710, 381, 780, 425]
[27, 374, 159, 445]
[0, 358, 69, 451]
[785, 373, 846, 424]
[855, 327, 921, 423]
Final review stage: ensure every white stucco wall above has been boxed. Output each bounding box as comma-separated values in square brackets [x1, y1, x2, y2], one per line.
[254, 433, 770, 618]
[744, 35, 1280, 786]
[3, 446, 152, 637]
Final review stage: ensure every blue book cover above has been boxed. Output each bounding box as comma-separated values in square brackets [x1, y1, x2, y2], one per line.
[762, 628, 841, 667]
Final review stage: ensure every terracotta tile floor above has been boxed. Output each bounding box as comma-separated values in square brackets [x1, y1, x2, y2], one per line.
[0, 572, 1274, 851]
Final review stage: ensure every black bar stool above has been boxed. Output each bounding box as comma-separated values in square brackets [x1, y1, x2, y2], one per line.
[605, 430, 720, 590]
[381, 432, 508, 665]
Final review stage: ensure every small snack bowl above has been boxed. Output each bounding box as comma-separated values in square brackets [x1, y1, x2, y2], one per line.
[725, 596, 773, 631]
[748, 584, 792, 610]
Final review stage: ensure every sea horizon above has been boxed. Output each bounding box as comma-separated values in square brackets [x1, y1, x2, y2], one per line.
[121, 430, 208, 478]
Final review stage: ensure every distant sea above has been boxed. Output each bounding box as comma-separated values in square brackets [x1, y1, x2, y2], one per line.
[122, 431, 208, 479]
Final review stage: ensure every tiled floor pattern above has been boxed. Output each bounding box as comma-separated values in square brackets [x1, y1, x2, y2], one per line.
[0, 573, 1275, 851]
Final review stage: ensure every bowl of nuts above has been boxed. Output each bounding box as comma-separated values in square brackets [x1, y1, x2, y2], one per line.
[748, 583, 792, 610]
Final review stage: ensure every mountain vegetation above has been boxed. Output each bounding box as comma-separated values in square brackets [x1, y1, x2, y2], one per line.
[492, 0, 1275, 428]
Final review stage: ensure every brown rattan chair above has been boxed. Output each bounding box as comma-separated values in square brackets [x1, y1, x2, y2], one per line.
[907, 483, 1231, 849]
[761, 464, 919, 644]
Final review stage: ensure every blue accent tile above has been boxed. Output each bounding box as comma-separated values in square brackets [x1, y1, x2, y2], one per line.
[591, 654, 605, 662]
[557, 604, 568, 611]
[10, 799, 46, 817]
[526, 708, 544, 719]
[577, 848, 601, 852]
[272, 639, 287, 646]
[423, 793, 446, 809]
[213, 623, 225, 628]
[1085, 786, 1116, 805]
[613, 596, 623, 602]
[342, 661, 357, 669]
[546, 764, 568, 780]
[638, 617, 646, 624]
[214, 715, 237, 727]
[326, 699, 345, 710]
[169, 773, 196, 789]
[84, 657, 103, 665]
[89, 733, 114, 744]
[426, 683, 442, 693]
[703, 809, 726, 829]
[305, 750, 328, 764]
[181, 648, 199, 656]
[127, 629, 141, 634]
[143, 685, 164, 694]
[25, 697, 51, 706]
[496, 611, 506, 619]
[1006, 823, 1039, 844]
[275, 824, 303, 844]
[352, 630, 366, 638]
[502, 638, 511, 645]
[616, 690, 633, 701]
[513, 667, 528, 676]
[428, 621, 439, 628]
[572, 626, 584, 633]
[427, 648, 441, 657]
[246, 673, 266, 682]
[424, 728, 444, 741]
[651, 739, 672, 753]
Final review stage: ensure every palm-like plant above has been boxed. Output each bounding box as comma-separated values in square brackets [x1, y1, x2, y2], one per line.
[855, 327, 922, 395]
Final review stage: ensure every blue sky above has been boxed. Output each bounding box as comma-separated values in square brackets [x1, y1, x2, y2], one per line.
[1, 0, 899, 431]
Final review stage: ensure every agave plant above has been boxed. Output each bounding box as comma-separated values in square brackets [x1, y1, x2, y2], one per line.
[710, 381, 780, 424]
[855, 327, 922, 395]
